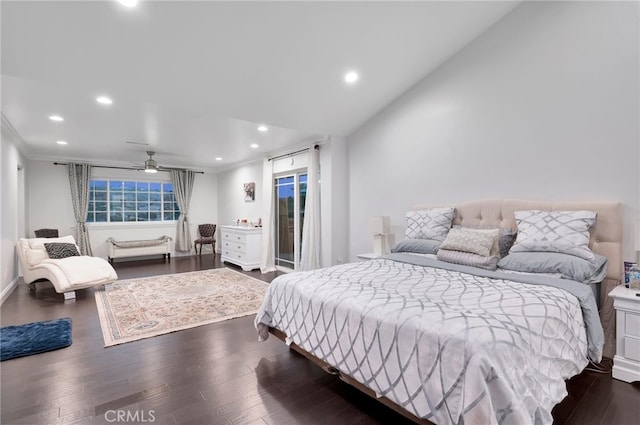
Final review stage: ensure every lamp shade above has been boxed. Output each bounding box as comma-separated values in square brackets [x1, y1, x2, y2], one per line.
[369, 216, 390, 235]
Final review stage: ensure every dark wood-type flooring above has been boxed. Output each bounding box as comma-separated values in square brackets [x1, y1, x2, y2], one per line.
[1, 255, 639, 425]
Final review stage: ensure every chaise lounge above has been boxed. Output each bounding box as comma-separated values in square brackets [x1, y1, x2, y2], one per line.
[16, 235, 118, 300]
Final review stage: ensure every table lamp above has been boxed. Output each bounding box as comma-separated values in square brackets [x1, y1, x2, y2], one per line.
[369, 216, 391, 256]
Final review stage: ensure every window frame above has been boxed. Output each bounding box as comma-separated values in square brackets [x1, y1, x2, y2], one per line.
[86, 177, 180, 225]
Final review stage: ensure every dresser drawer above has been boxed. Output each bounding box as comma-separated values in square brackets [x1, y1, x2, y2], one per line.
[222, 240, 247, 253]
[223, 249, 246, 262]
[624, 336, 640, 362]
[626, 313, 640, 338]
[222, 232, 247, 244]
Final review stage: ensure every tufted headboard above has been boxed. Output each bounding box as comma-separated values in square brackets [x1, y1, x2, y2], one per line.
[415, 198, 623, 358]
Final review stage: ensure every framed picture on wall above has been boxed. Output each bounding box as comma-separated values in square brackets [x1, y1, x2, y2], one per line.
[244, 182, 255, 202]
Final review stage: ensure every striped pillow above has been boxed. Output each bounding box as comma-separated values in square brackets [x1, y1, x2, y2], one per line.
[437, 249, 500, 271]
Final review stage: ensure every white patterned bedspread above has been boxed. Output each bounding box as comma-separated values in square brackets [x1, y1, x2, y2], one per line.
[255, 256, 600, 425]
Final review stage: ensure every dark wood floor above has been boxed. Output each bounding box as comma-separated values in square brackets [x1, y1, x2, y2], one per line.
[1, 255, 638, 425]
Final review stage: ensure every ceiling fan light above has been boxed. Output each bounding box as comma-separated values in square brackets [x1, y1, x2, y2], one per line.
[144, 158, 158, 173]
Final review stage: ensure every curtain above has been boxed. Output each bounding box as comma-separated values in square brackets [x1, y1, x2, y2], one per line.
[299, 145, 321, 270]
[67, 163, 93, 256]
[260, 158, 276, 272]
[171, 170, 195, 252]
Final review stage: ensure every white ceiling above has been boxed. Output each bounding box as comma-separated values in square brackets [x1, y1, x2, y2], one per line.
[1, 1, 519, 172]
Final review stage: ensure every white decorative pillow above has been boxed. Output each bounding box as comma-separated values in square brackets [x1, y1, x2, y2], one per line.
[405, 208, 455, 242]
[25, 249, 48, 266]
[439, 227, 497, 257]
[453, 227, 500, 257]
[454, 225, 517, 258]
[510, 210, 596, 261]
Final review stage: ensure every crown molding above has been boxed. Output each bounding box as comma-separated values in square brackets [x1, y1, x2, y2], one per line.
[1, 113, 31, 156]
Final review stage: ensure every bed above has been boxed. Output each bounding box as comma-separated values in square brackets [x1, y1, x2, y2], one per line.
[255, 199, 623, 425]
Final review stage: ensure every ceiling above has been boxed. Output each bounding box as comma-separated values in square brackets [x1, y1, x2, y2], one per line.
[1, 1, 519, 172]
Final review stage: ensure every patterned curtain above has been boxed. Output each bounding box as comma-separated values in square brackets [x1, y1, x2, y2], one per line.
[67, 163, 93, 255]
[171, 170, 195, 252]
[299, 145, 321, 270]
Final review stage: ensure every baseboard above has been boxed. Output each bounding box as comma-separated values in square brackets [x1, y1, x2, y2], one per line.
[1, 277, 19, 305]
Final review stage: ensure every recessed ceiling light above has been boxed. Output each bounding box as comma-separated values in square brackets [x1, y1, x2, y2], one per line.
[344, 71, 359, 84]
[49, 115, 64, 122]
[257, 125, 268, 132]
[117, 0, 138, 7]
[56, 141, 68, 145]
[250, 143, 259, 149]
[96, 96, 113, 105]
[215, 157, 222, 161]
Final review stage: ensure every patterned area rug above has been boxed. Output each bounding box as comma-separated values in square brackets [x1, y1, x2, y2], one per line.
[95, 268, 269, 346]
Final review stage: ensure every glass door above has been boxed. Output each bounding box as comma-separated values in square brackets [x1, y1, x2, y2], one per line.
[275, 173, 307, 270]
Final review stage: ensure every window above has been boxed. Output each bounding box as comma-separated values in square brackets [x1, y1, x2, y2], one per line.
[87, 180, 180, 223]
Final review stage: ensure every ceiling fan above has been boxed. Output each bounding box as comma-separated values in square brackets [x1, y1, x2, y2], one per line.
[131, 150, 203, 174]
[143, 151, 160, 173]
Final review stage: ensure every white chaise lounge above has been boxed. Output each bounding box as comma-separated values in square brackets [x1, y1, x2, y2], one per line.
[16, 235, 118, 300]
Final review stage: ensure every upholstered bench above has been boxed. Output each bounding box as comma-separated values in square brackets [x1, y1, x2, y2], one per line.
[107, 236, 172, 264]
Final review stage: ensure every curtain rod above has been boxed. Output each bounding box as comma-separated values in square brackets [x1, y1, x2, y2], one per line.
[53, 162, 204, 174]
[268, 144, 319, 162]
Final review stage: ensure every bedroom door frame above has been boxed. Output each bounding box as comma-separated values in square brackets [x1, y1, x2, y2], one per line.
[274, 171, 307, 271]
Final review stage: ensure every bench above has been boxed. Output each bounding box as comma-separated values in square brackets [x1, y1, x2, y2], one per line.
[107, 236, 172, 264]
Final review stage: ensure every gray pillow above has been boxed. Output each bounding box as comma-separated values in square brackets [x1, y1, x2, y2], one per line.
[510, 210, 596, 261]
[497, 251, 608, 284]
[392, 239, 441, 255]
[497, 227, 518, 258]
[437, 249, 499, 271]
[44, 242, 80, 259]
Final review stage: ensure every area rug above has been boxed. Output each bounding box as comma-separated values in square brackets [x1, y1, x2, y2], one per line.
[95, 268, 269, 346]
[1, 317, 72, 361]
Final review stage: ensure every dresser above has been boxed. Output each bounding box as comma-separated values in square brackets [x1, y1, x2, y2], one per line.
[609, 285, 640, 383]
[220, 225, 262, 271]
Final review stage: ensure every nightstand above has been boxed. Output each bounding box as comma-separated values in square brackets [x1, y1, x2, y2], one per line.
[356, 253, 378, 261]
[609, 285, 640, 383]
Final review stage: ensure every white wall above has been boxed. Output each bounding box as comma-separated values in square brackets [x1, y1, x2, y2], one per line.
[217, 137, 349, 268]
[348, 1, 639, 262]
[1, 136, 28, 301]
[216, 160, 264, 252]
[26, 160, 218, 259]
[321, 136, 349, 266]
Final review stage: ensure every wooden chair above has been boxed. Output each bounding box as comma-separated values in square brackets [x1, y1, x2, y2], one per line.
[194, 224, 216, 256]
[34, 228, 59, 238]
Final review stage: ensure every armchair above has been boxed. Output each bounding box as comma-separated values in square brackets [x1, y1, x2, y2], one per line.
[194, 224, 216, 256]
